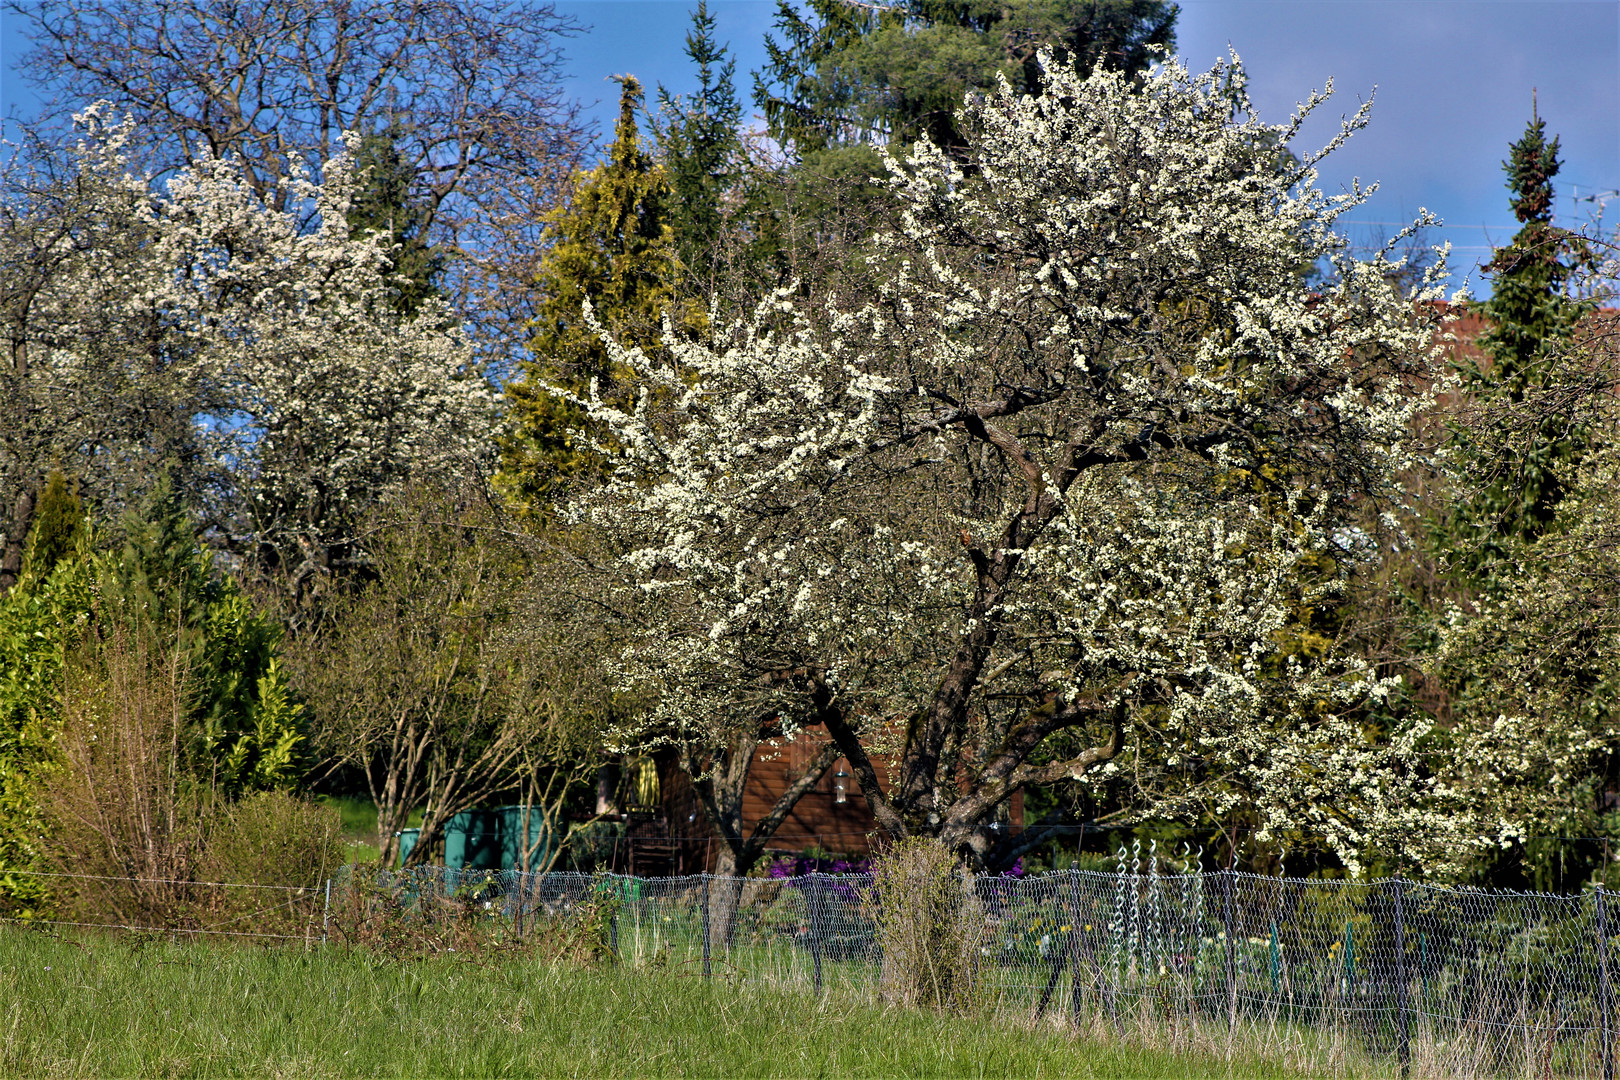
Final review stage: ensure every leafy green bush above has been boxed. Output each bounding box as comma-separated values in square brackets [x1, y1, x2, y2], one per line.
[0, 540, 96, 917]
[0, 474, 308, 916]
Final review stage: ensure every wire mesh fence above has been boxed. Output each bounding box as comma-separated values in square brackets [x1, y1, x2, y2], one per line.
[2, 869, 330, 942]
[6, 858, 1616, 1078]
[321, 859, 1617, 1079]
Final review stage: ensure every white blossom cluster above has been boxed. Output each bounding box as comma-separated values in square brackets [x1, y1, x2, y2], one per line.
[565, 54, 1454, 869]
[1, 105, 494, 591]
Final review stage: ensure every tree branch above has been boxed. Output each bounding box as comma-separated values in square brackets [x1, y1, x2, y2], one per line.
[812, 678, 906, 838]
[744, 739, 840, 856]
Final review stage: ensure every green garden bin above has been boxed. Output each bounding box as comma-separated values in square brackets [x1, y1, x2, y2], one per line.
[444, 810, 502, 871]
[442, 806, 550, 872]
[497, 805, 551, 871]
[395, 828, 420, 867]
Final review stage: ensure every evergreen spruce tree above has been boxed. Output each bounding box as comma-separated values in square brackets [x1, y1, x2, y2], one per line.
[107, 471, 219, 636]
[500, 78, 683, 508]
[101, 472, 297, 791]
[1480, 109, 1585, 387]
[20, 470, 84, 580]
[1422, 108, 1614, 887]
[345, 123, 446, 315]
[1452, 105, 1596, 567]
[656, 2, 746, 279]
[754, 0, 1178, 156]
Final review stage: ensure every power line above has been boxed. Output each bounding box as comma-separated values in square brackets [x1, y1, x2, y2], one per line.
[1337, 220, 1520, 230]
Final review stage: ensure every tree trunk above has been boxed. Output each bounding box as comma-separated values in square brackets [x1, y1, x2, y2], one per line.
[708, 843, 752, 950]
[692, 732, 839, 947]
[596, 760, 622, 815]
[0, 485, 36, 592]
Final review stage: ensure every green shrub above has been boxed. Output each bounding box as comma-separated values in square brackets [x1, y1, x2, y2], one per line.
[1, 476, 306, 916]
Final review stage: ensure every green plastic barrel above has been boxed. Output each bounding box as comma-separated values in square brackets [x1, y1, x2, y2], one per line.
[395, 828, 420, 867]
[497, 806, 550, 871]
[444, 810, 501, 871]
[442, 806, 550, 871]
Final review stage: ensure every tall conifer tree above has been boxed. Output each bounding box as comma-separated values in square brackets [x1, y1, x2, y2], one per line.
[20, 470, 84, 580]
[1451, 104, 1596, 566]
[345, 123, 446, 316]
[501, 78, 680, 508]
[754, 0, 1177, 155]
[657, 3, 746, 278]
[1424, 110, 1614, 886]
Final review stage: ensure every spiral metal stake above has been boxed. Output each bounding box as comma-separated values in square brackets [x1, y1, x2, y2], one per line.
[1110, 844, 1129, 987]
[1148, 840, 1163, 978]
[1129, 838, 1142, 981]
[1222, 870, 1237, 1029]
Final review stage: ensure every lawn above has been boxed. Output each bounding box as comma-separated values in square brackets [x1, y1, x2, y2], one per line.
[0, 926, 1316, 1078]
[316, 795, 423, 865]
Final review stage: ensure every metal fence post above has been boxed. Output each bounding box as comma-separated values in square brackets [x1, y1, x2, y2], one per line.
[1223, 870, 1237, 1029]
[1036, 957, 1063, 1017]
[1599, 882, 1613, 1080]
[1067, 869, 1086, 1027]
[1420, 932, 1429, 1005]
[701, 873, 712, 978]
[1269, 921, 1280, 997]
[1393, 878, 1410, 1080]
[321, 878, 331, 946]
[807, 876, 824, 997]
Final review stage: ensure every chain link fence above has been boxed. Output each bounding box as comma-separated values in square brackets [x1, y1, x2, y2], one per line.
[323, 859, 1617, 1079]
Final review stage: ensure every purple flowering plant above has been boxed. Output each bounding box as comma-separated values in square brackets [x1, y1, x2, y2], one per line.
[766, 853, 871, 878]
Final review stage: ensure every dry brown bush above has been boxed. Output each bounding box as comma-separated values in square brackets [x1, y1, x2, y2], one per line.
[38, 618, 340, 935]
[40, 617, 207, 924]
[199, 790, 343, 889]
[324, 873, 620, 964]
[868, 837, 983, 1011]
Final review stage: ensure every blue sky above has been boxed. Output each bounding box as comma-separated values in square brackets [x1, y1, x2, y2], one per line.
[558, 0, 1619, 291]
[6, 1, 1616, 291]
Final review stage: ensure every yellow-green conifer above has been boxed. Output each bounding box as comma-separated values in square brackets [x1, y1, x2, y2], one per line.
[501, 77, 684, 508]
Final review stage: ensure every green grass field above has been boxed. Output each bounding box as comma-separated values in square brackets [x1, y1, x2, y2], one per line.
[316, 795, 423, 865]
[0, 927, 1316, 1078]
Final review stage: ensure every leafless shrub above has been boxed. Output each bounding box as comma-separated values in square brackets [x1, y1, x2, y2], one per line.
[325, 873, 620, 964]
[868, 837, 983, 1010]
[199, 790, 343, 891]
[38, 618, 340, 934]
[39, 617, 208, 925]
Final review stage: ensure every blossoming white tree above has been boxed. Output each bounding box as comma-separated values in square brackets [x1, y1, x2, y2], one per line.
[1, 107, 495, 601]
[572, 53, 1452, 870]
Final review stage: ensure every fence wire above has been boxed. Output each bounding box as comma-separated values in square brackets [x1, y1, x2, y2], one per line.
[323, 862, 1618, 1079]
